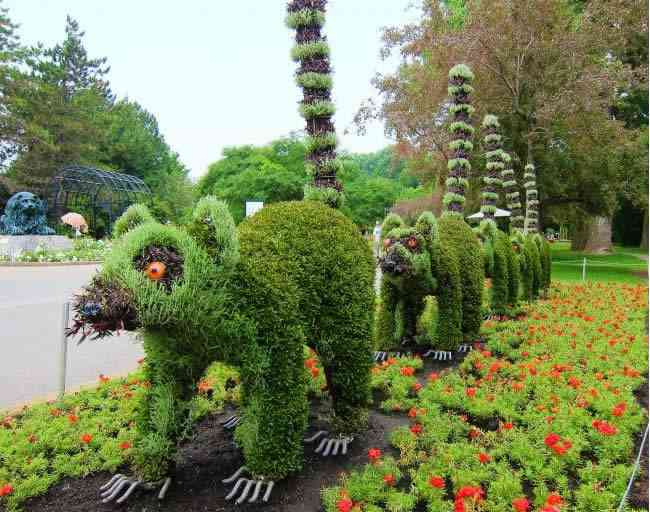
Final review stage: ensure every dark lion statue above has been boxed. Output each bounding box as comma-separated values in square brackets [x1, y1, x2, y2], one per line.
[0, 192, 55, 235]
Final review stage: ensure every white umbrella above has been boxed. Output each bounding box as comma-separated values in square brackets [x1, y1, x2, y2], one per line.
[466, 208, 511, 220]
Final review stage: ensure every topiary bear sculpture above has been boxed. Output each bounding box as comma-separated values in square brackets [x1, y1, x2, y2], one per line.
[376, 212, 484, 356]
[68, 198, 374, 504]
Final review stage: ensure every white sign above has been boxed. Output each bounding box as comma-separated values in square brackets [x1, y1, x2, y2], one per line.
[245, 201, 264, 217]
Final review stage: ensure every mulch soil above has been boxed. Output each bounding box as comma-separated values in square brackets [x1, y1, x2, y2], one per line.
[14, 357, 459, 512]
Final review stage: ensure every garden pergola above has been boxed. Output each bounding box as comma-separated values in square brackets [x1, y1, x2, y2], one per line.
[47, 165, 150, 237]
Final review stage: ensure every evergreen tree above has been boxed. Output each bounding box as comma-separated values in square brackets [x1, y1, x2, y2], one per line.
[37, 16, 111, 101]
[286, 0, 342, 207]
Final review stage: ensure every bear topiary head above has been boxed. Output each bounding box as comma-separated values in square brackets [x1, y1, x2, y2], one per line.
[68, 197, 238, 341]
[379, 212, 437, 286]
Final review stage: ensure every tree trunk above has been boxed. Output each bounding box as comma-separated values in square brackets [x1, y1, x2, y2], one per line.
[573, 215, 613, 253]
[641, 209, 648, 251]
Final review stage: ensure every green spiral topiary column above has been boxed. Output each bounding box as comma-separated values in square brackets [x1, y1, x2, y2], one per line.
[286, 0, 343, 207]
[444, 64, 475, 218]
[502, 153, 524, 232]
[524, 163, 539, 234]
[480, 114, 505, 228]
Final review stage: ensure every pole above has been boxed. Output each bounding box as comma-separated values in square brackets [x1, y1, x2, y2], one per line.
[58, 302, 70, 399]
[582, 257, 587, 281]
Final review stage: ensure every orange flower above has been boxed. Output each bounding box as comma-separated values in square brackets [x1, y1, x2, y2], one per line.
[383, 474, 396, 486]
[68, 414, 78, 424]
[478, 452, 491, 463]
[80, 433, 93, 444]
[119, 441, 132, 450]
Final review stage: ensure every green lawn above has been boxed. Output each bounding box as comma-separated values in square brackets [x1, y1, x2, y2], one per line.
[551, 241, 648, 283]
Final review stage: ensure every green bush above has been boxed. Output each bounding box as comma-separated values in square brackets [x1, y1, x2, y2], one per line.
[71, 199, 374, 481]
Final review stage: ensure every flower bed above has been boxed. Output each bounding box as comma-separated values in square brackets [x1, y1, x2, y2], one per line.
[323, 282, 648, 512]
[1, 239, 110, 264]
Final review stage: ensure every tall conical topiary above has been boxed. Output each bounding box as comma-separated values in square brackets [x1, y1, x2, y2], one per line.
[524, 163, 539, 233]
[502, 153, 524, 232]
[286, 0, 342, 207]
[480, 114, 505, 228]
[444, 64, 475, 218]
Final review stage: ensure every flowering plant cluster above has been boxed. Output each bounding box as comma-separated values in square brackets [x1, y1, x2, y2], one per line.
[0, 361, 238, 510]
[324, 282, 648, 511]
[2, 239, 110, 263]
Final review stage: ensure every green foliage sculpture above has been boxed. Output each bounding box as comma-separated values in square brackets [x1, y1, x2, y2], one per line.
[502, 152, 524, 232]
[524, 163, 539, 234]
[69, 198, 374, 503]
[479, 115, 505, 224]
[444, 64, 475, 217]
[377, 212, 483, 351]
[286, 0, 343, 207]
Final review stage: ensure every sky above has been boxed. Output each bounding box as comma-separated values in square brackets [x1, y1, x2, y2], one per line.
[6, 1, 419, 179]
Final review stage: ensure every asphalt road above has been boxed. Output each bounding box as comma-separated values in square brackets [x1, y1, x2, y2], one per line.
[0, 264, 144, 410]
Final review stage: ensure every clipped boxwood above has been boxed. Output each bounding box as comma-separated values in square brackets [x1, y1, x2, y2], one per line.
[70, 199, 374, 482]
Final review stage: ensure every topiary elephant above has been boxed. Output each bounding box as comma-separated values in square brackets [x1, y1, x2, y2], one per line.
[477, 223, 521, 317]
[68, 198, 374, 504]
[376, 212, 484, 355]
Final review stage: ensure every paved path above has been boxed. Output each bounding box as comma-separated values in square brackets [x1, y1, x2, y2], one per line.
[0, 265, 143, 410]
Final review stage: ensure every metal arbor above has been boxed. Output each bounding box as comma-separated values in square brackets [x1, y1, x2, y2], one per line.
[48, 165, 150, 237]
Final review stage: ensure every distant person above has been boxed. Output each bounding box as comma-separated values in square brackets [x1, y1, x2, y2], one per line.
[373, 220, 382, 259]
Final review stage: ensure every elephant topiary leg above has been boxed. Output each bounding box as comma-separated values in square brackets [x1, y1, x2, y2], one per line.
[234, 327, 309, 481]
[434, 244, 463, 351]
[376, 279, 400, 350]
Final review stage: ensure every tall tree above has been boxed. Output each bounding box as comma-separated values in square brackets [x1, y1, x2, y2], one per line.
[286, 0, 343, 207]
[358, 0, 642, 232]
[36, 15, 111, 101]
[5, 16, 111, 193]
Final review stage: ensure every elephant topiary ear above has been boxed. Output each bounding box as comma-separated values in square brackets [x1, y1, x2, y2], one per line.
[381, 213, 405, 238]
[188, 196, 239, 272]
[415, 212, 438, 245]
[113, 204, 156, 238]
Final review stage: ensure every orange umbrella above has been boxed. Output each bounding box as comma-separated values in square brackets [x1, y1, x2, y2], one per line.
[61, 212, 88, 233]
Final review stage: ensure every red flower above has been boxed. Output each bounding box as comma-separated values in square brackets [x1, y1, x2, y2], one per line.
[544, 433, 561, 447]
[119, 441, 132, 450]
[428, 372, 440, 381]
[545, 493, 564, 506]
[429, 476, 445, 489]
[336, 498, 353, 512]
[593, 419, 617, 436]
[310, 367, 320, 378]
[408, 407, 418, 418]
[612, 402, 626, 417]
[502, 422, 514, 430]
[68, 414, 78, 424]
[383, 474, 396, 486]
[410, 423, 423, 435]
[567, 377, 581, 389]
[367, 448, 382, 463]
[81, 433, 93, 444]
[304, 358, 317, 369]
[0, 484, 13, 497]
[512, 497, 530, 511]
[412, 382, 422, 392]
[478, 452, 491, 463]
[400, 367, 415, 377]
[465, 387, 477, 398]
[469, 428, 481, 439]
